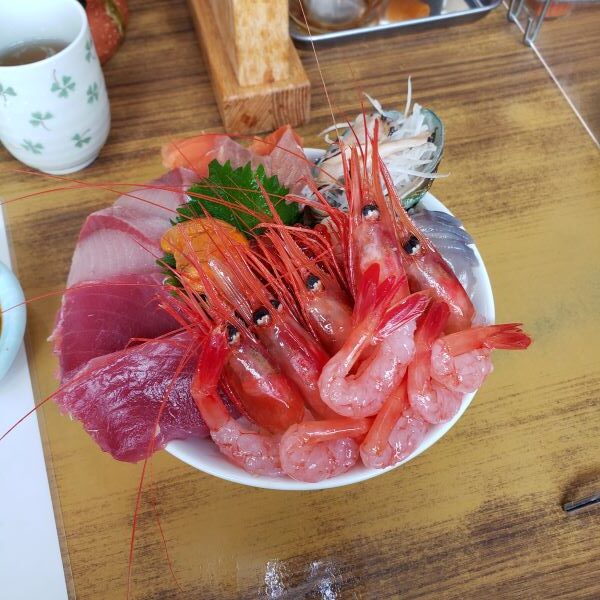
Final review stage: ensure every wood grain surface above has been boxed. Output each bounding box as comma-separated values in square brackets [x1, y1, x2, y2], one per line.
[187, 0, 310, 133]
[1, 1, 599, 598]
[207, 0, 290, 86]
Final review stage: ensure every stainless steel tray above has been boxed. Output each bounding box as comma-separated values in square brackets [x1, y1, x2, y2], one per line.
[290, 0, 502, 43]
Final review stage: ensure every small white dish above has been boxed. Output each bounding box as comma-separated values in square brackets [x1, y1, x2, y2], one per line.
[0, 261, 26, 382]
[166, 175, 495, 490]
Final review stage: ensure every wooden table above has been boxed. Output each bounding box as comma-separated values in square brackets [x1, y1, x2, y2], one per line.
[1, 1, 599, 598]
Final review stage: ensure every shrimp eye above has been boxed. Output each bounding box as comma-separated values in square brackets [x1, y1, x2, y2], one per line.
[226, 324, 240, 346]
[403, 235, 421, 255]
[269, 298, 283, 312]
[362, 204, 380, 221]
[252, 307, 271, 327]
[306, 274, 323, 292]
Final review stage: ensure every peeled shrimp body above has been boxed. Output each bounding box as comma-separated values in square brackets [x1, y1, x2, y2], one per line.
[407, 301, 463, 424]
[279, 418, 370, 483]
[210, 418, 283, 478]
[360, 381, 428, 469]
[319, 319, 417, 418]
[430, 324, 532, 393]
[319, 264, 429, 418]
[408, 375, 463, 425]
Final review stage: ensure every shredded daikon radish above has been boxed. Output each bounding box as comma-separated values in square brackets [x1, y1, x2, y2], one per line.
[310, 88, 444, 210]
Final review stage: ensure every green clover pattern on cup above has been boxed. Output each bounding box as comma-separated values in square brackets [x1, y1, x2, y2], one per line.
[72, 129, 92, 148]
[51, 71, 76, 98]
[0, 83, 17, 106]
[87, 83, 99, 104]
[30, 111, 53, 130]
[85, 38, 96, 62]
[22, 140, 44, 154]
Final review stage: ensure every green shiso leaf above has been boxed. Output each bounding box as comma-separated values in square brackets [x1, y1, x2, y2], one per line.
[179, 159, 298, 236]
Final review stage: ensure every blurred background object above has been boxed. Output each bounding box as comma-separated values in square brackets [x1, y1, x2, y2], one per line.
[289, 0, 502, 41]
[507, 0, 599, 145]
[187, 0, 310, 134]
[80, 0, 129, 64]
[293, 0, 386, 31]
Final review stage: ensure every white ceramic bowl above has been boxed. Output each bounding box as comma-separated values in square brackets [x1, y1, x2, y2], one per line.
[166, 189, 495, 490]
[0, 261, 26, 382]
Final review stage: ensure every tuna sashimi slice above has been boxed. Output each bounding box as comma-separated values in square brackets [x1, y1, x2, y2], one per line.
[213, 132, 311, 195]
[214, 137, 254, 172]
[67, 228, 160, 287]
[114, 168, 197, 219]
[52, 272, 178, 379]
[266, 127, 312, 195]
[77, 205, 171, 248]
[54, 332, 208, 462]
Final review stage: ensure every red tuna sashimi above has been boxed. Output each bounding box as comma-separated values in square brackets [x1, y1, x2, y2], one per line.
[52, 272, 178, 379]
[54, 332, 208, 462]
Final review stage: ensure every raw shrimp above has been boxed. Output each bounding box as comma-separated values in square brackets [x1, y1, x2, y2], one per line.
[360, 379, 428, 469]
[248, 300, 338, 419]
[166, 213, 338, 420]
[315, 142, 425, 419]
[164, 259, 306, 434]
[215, 259, 337, 420]
[342, 140, 423, 407]
[407, 301, 463, 424]
[345, 143, 410, 297]
[279, 418, 371, 483]
[191, 219, 340, 420]
[255, 225, 353, 354]
[221, 335, 306, 434]
[190, 325, 283, 477]
[430, 323, 532, 394]
[319, 263, 430, 417]
[377, 155, 475, 332]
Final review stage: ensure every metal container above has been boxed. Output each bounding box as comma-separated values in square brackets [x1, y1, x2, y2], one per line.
[290, 0, 502, 43]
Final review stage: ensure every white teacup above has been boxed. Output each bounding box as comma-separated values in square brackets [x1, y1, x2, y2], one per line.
[0, 0, 110, 174]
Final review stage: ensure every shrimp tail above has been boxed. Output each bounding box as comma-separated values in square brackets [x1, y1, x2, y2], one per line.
[193, 331, 227, 391]
[353, 263, 405, 325]
[414, 301, 451, 346]
[483, 324, 532, 350]
[353, 262, 381, 324]
[191, 329, 230, 429]
[352, 262, 427, 338]
[441, 323, 532, 355]
[378, 292, 430, 339]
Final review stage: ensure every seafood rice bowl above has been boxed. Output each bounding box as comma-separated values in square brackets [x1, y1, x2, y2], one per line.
[42, 93, 530, 490]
